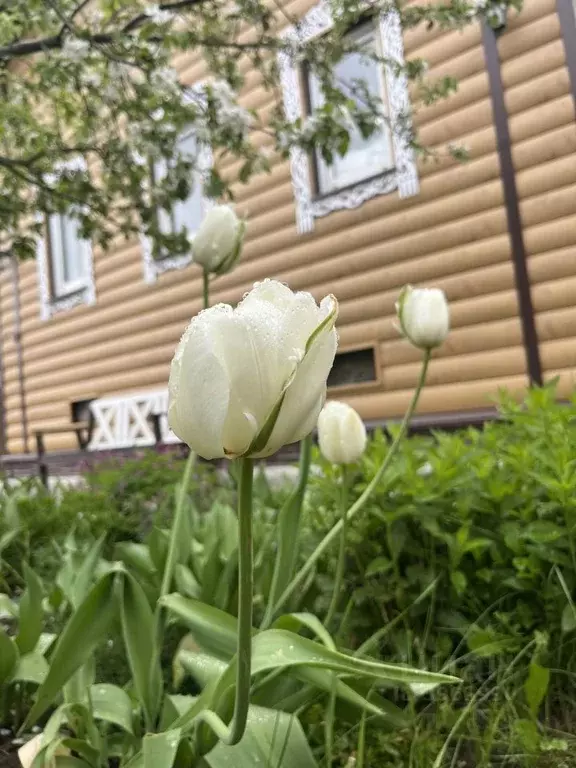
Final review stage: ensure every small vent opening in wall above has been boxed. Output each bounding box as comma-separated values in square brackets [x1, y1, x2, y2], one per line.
[328, 346, 377, 388]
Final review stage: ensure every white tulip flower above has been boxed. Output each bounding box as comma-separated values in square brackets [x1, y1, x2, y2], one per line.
[191, 204, 245, 275]
[168, 279, 338, 459]
[396, 285, 450, 350]
[317, 401, 367, 465]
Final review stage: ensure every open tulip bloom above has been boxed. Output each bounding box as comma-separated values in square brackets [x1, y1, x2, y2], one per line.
[168, 279, 338, 460]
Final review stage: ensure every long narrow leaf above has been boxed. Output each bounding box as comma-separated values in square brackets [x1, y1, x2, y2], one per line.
[21, 572, 117, 731]
[16, 564, 43, 654]
[0, 627, 19, 684]
[120, 571, 163, 729]
[206, 706, 317, 768]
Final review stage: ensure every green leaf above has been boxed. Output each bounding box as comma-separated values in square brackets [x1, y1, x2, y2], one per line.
[0, 529, 19, 556]
[90, 684, 134, 734]
[16, 564, 44, 654]
[22, 571, 117, 730]
[0, 627, 19, 685]
[177, 651, 226, 689]
[272, 612, 335, 651]
[562, 603, 576, 634]
[175, 565, 200, 599]
[525, 663, 550, 716]
[53, 758, 92, 767]
[120, 571, 163, 729]
[14, 653, 48, 685]
[265, 436, 312, 622]
[525, 521, 565, 544]
[365, 557, 393, 578]
[0, 593, 18, 618]
[450, 571, 467, 595]
[206, 706, 317, 768]
[143, 728, 181, 768]
[115, 542, 157, 579]
[71, 535, 106, 609]
[161, 595, 238, 660]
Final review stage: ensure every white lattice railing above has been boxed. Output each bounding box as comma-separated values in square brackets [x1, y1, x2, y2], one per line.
[88, 389, 181, 451]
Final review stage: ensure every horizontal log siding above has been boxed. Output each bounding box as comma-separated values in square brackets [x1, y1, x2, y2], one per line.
[500, 0, 576, 398]
[5, 0, 568, 452]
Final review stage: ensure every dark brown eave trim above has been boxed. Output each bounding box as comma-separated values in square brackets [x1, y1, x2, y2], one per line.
[481, 21, 543, 387]
[557, 0, 576, 109]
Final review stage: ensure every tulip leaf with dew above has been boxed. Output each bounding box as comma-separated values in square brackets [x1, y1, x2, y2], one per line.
[168, 280, 338, 460]
[119, 570, 164, 731]
[14, 652, 49, 686]
[0, 626, 19, 685]
[162, 597, 457, 733]
[205, 706, 318, 768]
[143, 728, 182, 768]
[20, 571, 118, 731]
[89, 684, 135, 734]
[16, 564, 44, 655]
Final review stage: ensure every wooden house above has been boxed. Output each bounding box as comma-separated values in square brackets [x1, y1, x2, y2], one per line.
[1, 0, 575, 471]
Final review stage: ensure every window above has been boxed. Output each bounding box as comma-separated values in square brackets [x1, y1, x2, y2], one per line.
[141, 87, 213, 284]
[47, 213, 91, 298]
[154, 130, 204, 246]
[278, 1, 419, 234]
[307, 22, 394, 197]
[328, 346, 378, 389]
[36, 201, 96, 321]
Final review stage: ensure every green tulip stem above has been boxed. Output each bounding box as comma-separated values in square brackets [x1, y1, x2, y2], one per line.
[325, 464, 350, 628]
[230, 456, 255, 744]
[202, 268, 210, 310]
[273, 350, 431, 618]
[195, 457, 254, 747]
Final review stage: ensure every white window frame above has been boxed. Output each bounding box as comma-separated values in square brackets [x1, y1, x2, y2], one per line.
[278, 2, 419, 234]
[36, 160, 96, 321]
[141, 86, 213, 284]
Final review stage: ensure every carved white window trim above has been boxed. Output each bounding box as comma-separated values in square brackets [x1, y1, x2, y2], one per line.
[36, 160, 96, 321]
[141, 85, 213, 284]
[278, 1, 419, 234]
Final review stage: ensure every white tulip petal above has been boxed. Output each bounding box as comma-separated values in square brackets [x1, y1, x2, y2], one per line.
[168, 310, 231, 459]
[168, 279, 339, 459]
[257, 319, 337, 457]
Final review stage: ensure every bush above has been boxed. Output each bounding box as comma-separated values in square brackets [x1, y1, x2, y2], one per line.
[305, 382, 576, 765]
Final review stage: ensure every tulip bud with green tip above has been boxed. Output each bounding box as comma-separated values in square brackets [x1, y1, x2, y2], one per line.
[317, 401, 367, 465]
[192, 204, 245, 275]
[396, 285, 450, 350]
[168, 279, 338, 459]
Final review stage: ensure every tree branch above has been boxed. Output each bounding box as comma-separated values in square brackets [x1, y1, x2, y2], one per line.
[0, 0, 209, 60]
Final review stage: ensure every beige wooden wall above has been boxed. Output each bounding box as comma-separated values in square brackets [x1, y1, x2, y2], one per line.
[0, 0, 571, 454]
[502, 0, 576, 396]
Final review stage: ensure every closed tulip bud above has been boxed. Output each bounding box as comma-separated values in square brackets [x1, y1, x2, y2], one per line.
[317, 401, 367, 465]
[396, 285, 450, 350]
[192, 204, 245, 275]
[168, 279, 338, 459]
